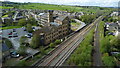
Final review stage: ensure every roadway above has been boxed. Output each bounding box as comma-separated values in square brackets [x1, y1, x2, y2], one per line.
[33, 15, 104, 66]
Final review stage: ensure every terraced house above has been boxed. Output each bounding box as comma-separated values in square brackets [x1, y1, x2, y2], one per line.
[35, 10, 71, 45]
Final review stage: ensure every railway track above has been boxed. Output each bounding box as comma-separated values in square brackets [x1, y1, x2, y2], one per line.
[33, 16, 104, 66]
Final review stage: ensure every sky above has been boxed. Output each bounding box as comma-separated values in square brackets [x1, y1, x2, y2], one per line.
[1, 0, 120, 7]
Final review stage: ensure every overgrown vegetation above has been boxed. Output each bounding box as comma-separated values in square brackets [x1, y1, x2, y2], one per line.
[79, 14, 97, 24]
[99, 21, 119, 66]
[66, 28, 94, 66]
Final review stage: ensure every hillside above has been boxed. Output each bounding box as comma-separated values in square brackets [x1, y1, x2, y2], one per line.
[1, 1, 116, 13]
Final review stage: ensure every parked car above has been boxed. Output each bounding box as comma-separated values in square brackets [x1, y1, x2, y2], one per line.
[13, 32, 18, 37]
[13, 29, 16, 32]
[28, 33, 33, 37]
[8, 32, 12, 35]
[8, 35, 12, 38]
[0, 30, 2, 35]
[25, 34, 31, 38]
[25, 33, 33, 38]
[10, 51, 20, 58]
[32, 27, 35, 29]
[32, 27, 36, 31]
[24, 29, 26, 31]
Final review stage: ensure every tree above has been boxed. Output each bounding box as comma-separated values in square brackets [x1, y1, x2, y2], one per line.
[30, 34, 40, 49]
[19, 36, 28, 45]
[79, 14, 97, 24]
[102, 56, 116, 66]
[18, 19, 27, 26]
[54, 40, 61, 45]
[49, 43, 55, 48]
[4, 38, 13, 48]
[26, 24, 33, 33]
[17, 45, 26, 56]
[27, 17, 37, 25]
[100, 37, 111, 53]
[110, 37, 120, 51]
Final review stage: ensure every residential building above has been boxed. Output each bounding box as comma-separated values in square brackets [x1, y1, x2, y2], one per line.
[105, 22, 120, 36]
[35, 10, 71, 45]
[2, 17, 13, 24]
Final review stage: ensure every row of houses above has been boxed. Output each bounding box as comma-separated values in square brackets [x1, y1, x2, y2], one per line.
[105, 21, 120, 37]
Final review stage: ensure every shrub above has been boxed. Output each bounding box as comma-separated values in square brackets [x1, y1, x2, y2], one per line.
[49, 43, 55, 48]
[54, 40, 61, 45]
[5, 38, 13, 48]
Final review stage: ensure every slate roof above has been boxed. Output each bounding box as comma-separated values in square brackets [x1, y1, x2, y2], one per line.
[55, 15, 67, 21]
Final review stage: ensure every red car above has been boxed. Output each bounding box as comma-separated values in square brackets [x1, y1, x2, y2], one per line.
[8, 32, 12, 35]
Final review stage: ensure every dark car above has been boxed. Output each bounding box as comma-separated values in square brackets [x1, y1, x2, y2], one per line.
[13, 32, 18, 37]
[13, 29, 16, 32]
[32, 27, 35, 29]
[28, 33, 33, 37]
[24, 28, 26, 31]
[8, 35, 12, 38]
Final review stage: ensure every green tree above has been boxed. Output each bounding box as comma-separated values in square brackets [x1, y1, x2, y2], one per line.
[49, 43, 55, 48]
[102, 56, 116, 66]
[54, 40, 61, 45]
[79, 14, 96, 24]
[110, 37, 120, 51]
[100, 37, 111, 53]
[17, 45, 26, 56]
[19, 36, 28, 45]
[30, 34, 40, 49]
[4, 38, 13, 48]
[18, 19, 27, 26]
[26, 24, 33, 33]
[27, 17, 37, 25]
